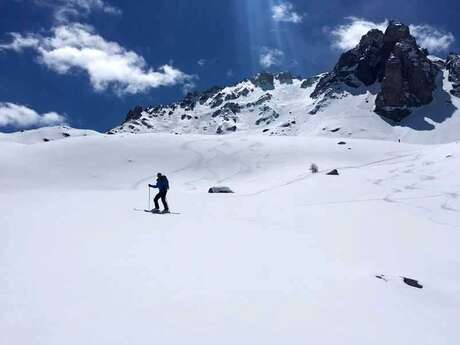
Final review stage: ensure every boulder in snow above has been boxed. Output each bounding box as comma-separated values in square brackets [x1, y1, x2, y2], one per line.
[326, 169, 339, 176]
[403, 277, 423, 289]
[208, 186, 234, 194]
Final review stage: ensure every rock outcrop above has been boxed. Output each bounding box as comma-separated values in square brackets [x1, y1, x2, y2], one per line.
[208, 186, 234, 193]
[251, 72, 275, 91]
[446, 53, 460, 97]
[375, 23, 439, 121]
[124, 106, 144, 123]
[311, 29, 384, 97]
[276, 72, 295, 85]
[312, 21, 440, 121]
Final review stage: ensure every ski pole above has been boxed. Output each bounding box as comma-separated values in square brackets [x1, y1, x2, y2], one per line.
[148, 185, 151, 210]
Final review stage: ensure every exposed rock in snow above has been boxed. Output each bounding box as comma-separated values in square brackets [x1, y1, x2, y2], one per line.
[276, 71, 295, 85]
[124, 106, 144, 123]
[208, 186, 234, 193]
[403, 277, 423, 289]
[446, 53, 460, 97]
[376, 275, 423, 289]
[251, 72, 275, 91]
[326, 169, 340, 176]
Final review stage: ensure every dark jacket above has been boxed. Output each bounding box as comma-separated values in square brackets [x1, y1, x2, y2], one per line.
[152, 175, 169, 192]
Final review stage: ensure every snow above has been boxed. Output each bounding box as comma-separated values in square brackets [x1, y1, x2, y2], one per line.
[0, 126, 99, 145]
[1, 129, 459, 344]
[112, 71, 460, 145]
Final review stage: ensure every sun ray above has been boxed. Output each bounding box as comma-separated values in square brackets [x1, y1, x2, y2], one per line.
[232, 0, 304, 74]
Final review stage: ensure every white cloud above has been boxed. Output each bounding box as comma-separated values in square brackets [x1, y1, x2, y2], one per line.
[197, 59, 206, 66]
[0, 33, 40, 51]
[259, 47, 284, 68]
[409, 24, 455, 53]
[35, 0, 121, 23]
[330, 17, 455, 53]
[330, 17, 388, 50]
[181, 80, 197, 95]
[0, 102, 66, 128]
[271, 2, 303, 24]
[0, 23, 194, 95]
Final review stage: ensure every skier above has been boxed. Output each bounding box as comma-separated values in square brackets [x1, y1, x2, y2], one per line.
[149, 173, 170, 213]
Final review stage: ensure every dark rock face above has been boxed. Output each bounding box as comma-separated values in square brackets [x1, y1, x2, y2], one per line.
[199, 86, 223, 105]
[301, 75, 320, 89]
[252, 72, 275, 91]
[180, 92, 200, 110]
[276, 72, 294, 85]
[312, 21, 440, 121]
[222, 102, 241, 113]
[124, 106, 144, 123]
[311, 29, 384, 98]
[238, 88, 250, 97]
[246, 93, 272, 108]
[209, 93, 225, 108]
[255, 106, 280, 126]
[225, 92, 238, 101]
[375, 23, 439, 121]
[446, 54, 460, 97]
[212, 102, 241, 118]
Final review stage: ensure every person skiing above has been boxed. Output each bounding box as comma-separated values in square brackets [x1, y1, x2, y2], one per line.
[149, 173, 170, 213]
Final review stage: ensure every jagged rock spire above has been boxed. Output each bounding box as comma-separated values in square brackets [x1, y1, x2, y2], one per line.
[312, 21, 440, 121]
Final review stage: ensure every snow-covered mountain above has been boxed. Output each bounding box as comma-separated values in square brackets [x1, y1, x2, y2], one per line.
[110, 22, 460, 144]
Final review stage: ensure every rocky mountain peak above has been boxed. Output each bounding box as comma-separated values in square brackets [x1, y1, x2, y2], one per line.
[251, 72, 275, 91]
[383, 21, 412, 44]
[312, 20, 440, 121]
[124, 106, 144, 123]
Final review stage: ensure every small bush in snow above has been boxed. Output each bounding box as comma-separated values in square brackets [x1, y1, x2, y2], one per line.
[310, 163, 319, 174]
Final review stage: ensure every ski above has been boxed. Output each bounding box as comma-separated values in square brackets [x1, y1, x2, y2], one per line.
[133, 208, 180, 215]
[145, 209, 180, 215]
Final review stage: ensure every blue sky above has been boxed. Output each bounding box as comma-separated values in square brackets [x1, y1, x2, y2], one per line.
[1, 0, 459, 132]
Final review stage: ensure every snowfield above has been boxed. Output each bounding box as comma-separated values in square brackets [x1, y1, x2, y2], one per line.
[1, 129, 460, 344]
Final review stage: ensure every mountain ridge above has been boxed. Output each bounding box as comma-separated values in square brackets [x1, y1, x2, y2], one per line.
[109, 21, 460, 144]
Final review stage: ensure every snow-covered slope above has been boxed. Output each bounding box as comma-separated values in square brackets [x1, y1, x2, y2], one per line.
[109, 72, 319, 136]
[0, 125, 99, 145]
[109, 68, 460, 144]
[1, 132, 459, 344]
